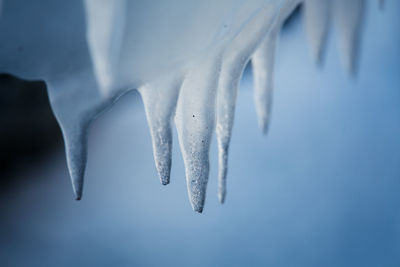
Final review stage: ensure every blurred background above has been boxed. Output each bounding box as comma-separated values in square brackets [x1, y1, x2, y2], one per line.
[1, 1, 400, 266]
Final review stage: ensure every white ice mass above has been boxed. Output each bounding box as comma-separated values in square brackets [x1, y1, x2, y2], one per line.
[0, 0, 379, 212]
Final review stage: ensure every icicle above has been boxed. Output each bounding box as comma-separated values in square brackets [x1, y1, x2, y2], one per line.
[250, 0, 301, 135]
[138, 75, 182, 185]
[175, 52, 223, 213]
[61, 121, 89, 200]
[333, 0, 365, 75]
[216, 1, 285, 204]
[215, 61, 241, 204]
[251, 26, 279, 135]
[46, 71, 109, 200]
[303, 0, 331, 65]
[50, 93, 92, 200]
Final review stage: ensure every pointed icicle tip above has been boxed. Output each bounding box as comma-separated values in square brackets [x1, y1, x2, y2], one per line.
[70, 158, 85, 201]
[195, 206, 203, 213]
[303, 0, 331, 67]
[217, 142, 228, 205]
[251, 25, 279, 136]
[218, 182, 226, 204]
[260, 117, 271, 136]
[60, 120, 89, 202]
[215, 0, 288, 204]
[215, 59, 242, 205]
[333, 0, 365, 75]
[138, 76, 181, 186]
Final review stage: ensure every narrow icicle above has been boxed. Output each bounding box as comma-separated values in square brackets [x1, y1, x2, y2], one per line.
[175, 53, 222, 213]
[251, 26, 279, 135]
[216, 1, 284, 204]
[61, 121, 89, 200]
[138, 75, 181, 185]
[215, 60, 242, 204]
[303, 0, 331, 65]
[251, 0, 301, 135]
[333, 0, 365, 75]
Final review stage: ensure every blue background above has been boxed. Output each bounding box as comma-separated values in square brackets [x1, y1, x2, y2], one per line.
[1, 1, 399, 266]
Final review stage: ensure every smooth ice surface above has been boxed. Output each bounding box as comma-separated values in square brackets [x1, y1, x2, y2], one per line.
[1, 2, 399, 265]
[251, 0, 301, 135]
[303, 0, 331, 64]
[84, 0, 127, 96]
[333, 0, 365, 74]
[251, 27, 279, 134]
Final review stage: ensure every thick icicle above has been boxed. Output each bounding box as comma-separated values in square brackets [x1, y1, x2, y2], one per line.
[216, 1, 284, 204]
[175, 52, 222, 213]
[333, 0, 365, 75]
[303, 0, 331, 64]
[46, 71, 108, 200]
[138, 75, 182, 185]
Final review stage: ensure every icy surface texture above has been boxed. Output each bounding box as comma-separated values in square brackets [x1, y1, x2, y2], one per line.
[138, 74, 182, 186]
[0, 0, 377, 212]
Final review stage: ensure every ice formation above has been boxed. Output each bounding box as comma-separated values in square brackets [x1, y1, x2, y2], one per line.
[303, 0, 332, 65]
[0, 0, 377, 212]
[333, 0, 365, 74]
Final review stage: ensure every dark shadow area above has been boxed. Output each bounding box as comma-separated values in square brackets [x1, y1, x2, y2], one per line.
[0, 74, 62, 192]
[283, 3, 302, 29]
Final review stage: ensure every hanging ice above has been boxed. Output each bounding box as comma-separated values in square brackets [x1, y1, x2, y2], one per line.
[216, 0, 286, 204]
[251, 0, 302, 136]
[303, 0, 331, 64]
[138, 75, 182, 185]
[175, 52, 223, 212]
[333, 0, 365, 74]
[0, 0, 378, 212]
